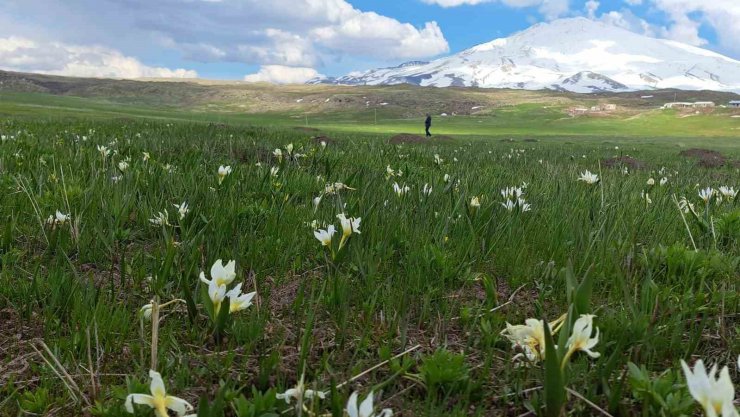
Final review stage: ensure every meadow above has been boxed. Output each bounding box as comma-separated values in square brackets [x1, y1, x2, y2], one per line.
[0, 104, 739, 417]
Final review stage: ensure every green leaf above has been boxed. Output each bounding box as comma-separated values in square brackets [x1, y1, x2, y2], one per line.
[543, 318, 565, 417]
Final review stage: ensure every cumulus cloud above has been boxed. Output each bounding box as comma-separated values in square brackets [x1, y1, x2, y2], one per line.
[0, 36, 197, 79]
[585, 0, 599, 18]
[0, 0, 449, 79]
[243, 65, 322, 84]
[651, 0, 739, 52]
[422, 0, 570, 20]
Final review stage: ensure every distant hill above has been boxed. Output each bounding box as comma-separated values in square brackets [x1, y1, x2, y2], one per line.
[1, 69, 738, 118]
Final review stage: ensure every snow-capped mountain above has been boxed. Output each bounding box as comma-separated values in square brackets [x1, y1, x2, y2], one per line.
[309, 17, 740, 93]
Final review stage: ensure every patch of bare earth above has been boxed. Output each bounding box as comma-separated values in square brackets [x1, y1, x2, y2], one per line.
[389, 134, 454, 144]
[679, 148, 727, 168]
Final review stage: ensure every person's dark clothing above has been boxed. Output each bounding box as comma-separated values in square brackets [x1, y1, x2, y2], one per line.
[425, 116, 432, 137]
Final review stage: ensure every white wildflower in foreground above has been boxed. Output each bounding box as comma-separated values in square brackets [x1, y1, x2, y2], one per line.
[660, 177, 668, 186]
[577, 170, 599, 185]
[276, 374, 325, 413]
[125, 370, 193, 417]
[149, 211, 170, 227]
[347, 391, 393, 417]
[641, 191, 652, 205]
[97, 145, 111, 158]
[273, 148, 283, 161]
[500, 314, 566, 363]
[46, 210, 70, 227]
[217, 165, 232, 184]
[199, 260, 237, 288]
[470, 196, 481, 208]
[173, 202, 189, 220]
[681, 359, 738, 417]
[392, 182, 410, 197]
[718, 186, 737, 200]
[226, 283, 256, 313]
[698, 187, 715, 204]
[118, 161, 129, 172]
[647, 178, 655, 186]
[422, 183, 433, 196]
[562, 314, 600, 365]
[337, 213, 361, 250]
[314, 225, 336, 247]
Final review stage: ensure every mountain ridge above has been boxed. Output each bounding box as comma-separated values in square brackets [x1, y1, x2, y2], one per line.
[309, 17, 740, 93]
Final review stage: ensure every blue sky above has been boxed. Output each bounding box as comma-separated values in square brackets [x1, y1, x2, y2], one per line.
[0, 0, 737, 83]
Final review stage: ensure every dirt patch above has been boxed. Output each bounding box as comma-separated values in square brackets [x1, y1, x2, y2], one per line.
[311, 135, 336, 145]
[389, 134, 453, 144]
[679, 148, 727, 168]
[390, 134, 426, 144]
[0, 308, 44, 386]
[293, 126, 320, 133]
[603, 156, 647, 170]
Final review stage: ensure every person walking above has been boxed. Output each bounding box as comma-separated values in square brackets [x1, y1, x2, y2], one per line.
[424, 114, 432, 137]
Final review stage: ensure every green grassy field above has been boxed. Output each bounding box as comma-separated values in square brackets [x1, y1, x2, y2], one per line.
[0, 90, 739, 417]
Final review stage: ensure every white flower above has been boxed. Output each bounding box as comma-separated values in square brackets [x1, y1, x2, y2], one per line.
[97, 145, 111, 158]
[273, 148, 283, 161]
[500, 315, 566, 363]
[142, 152, 150, 162]
[199, 259, 237, 288]
[218, 165, 232, 184]
[139, 304, 153, 320]
[434, 154, 443, 165]
[392, 182, 410, 197]
[118, 161, 129, 172]
[312, 195, 323, 212]
[346, 391, 393, 417]
[422, 183, 433, 196]
[125, 370, 193, 417]
[563, 314, 600, 363]
[47, 210, 70, 226]
[386, 165, 396, 178]
[320, 141, 327, 148]
[285, 143, 294, 155]
[501, 199, 516, 212]
[443, 174, 451, 183]
[226, 283, 256, 313]
[314, 225, 336, 246]
[270, 166, 280, 177]
[337, 213, 361, 237]
[647, 178, 655, 186]
[660, 177, 668, 186]
[718, 186, 737, 200]
[470, 196, 481, 208]
[641, 191, 652, 205]
[577, 170, 599, 185]
[207, 280, 227, 313]
[698, 187, 715, 204]
[276, 374, 325, 410]
[173, 202, 189, 220]
[681, 359, 738, 417]
[149, 211, 170, 226]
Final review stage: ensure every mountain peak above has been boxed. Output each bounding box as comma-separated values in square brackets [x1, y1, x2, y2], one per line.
[312, 18, 740, 93]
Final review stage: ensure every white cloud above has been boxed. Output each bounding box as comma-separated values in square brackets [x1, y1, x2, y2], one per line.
[651, 0, 740, 53]
[1, 0, 448, 68]
[598, 10, 656, 37]
[624, 0, 642, 5]
[585, 0, 599, 19]
[422, 0, 570, 19]
[0, 36, 197, 79]
[243, 65, 322, 84]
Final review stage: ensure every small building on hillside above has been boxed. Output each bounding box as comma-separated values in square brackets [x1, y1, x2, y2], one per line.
[662, 102, 694, 109]
[569, 107, 589, 115]
[729, 100, 740, 108]
[693, 101, 715, 108]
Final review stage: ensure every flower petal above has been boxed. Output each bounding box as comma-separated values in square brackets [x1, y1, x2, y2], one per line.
[165, 395, 194, 416]
[126, 393, 154, 413]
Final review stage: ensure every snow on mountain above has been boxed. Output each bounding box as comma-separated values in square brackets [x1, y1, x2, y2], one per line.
[308, 17, 740, 93]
